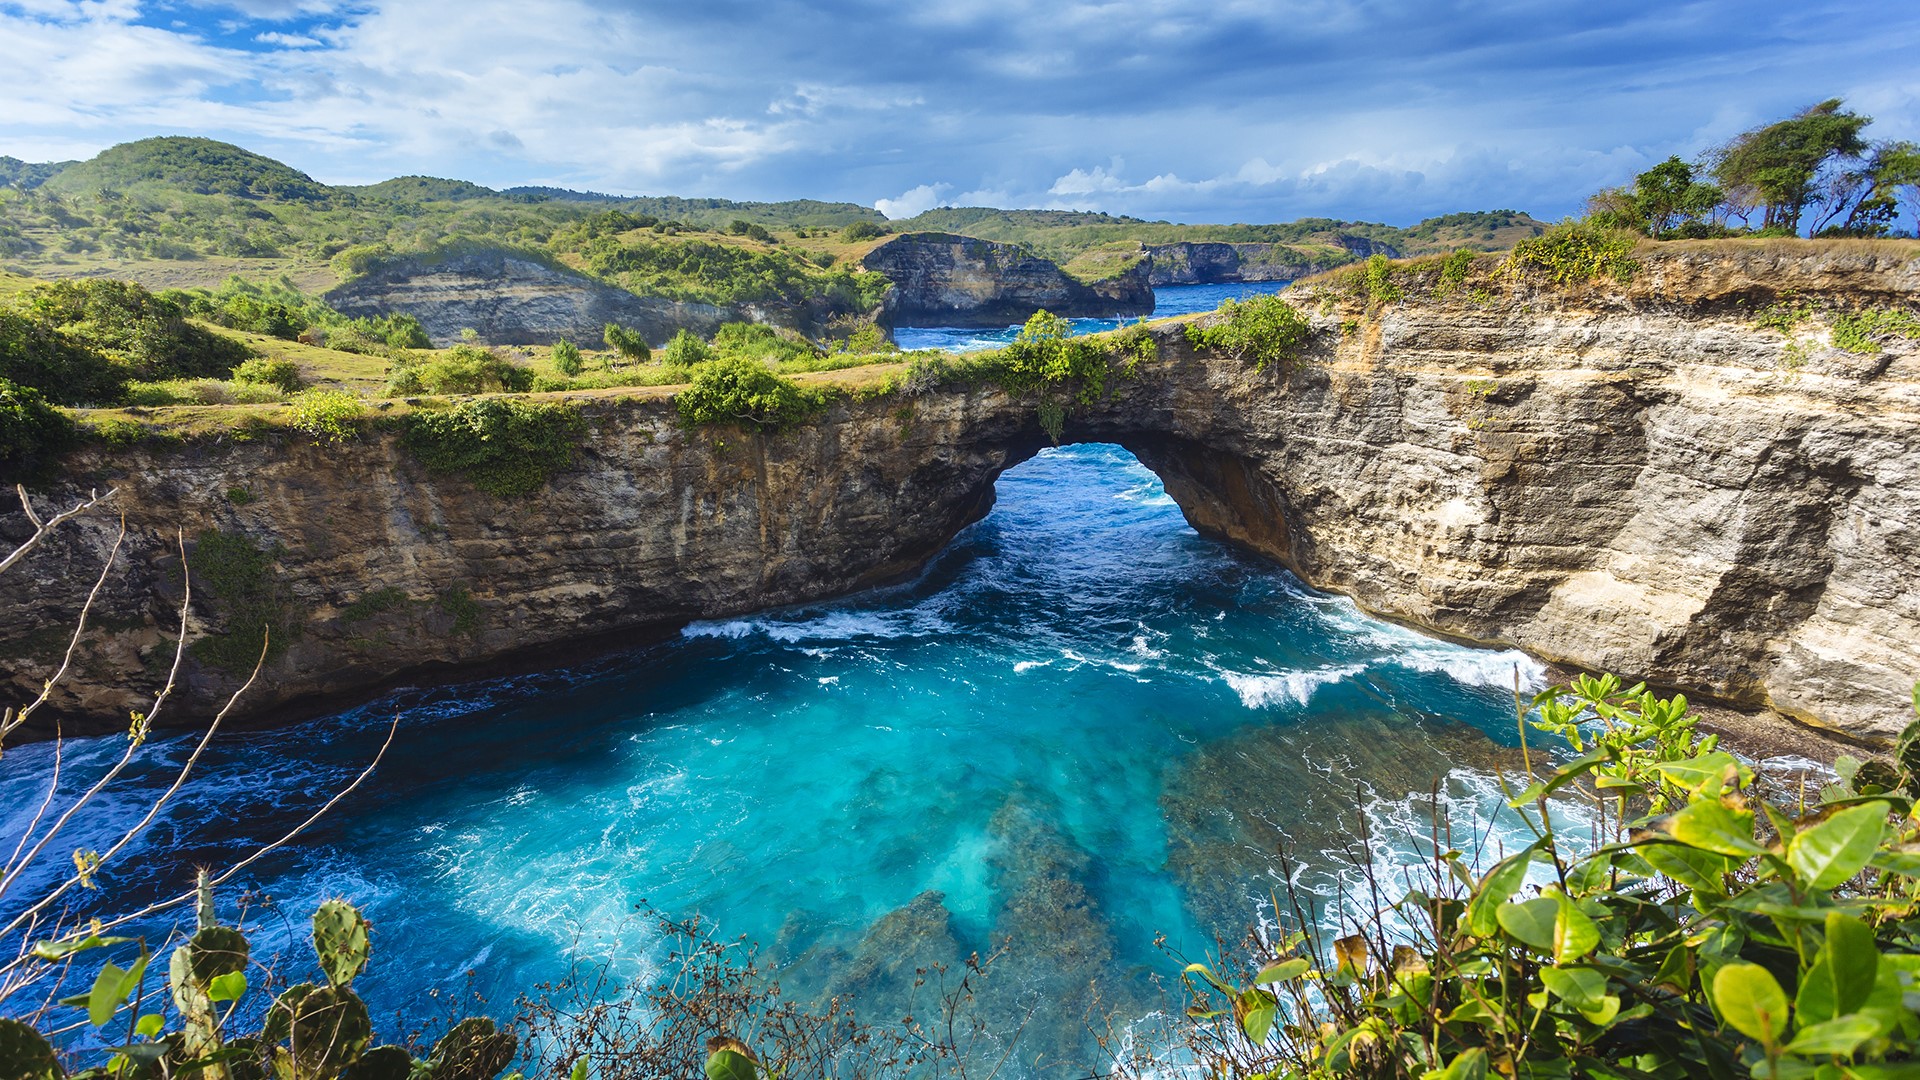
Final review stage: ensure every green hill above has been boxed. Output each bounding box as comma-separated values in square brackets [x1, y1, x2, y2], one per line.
[42, 136, 329, 201]
[347, 175, 500, 202]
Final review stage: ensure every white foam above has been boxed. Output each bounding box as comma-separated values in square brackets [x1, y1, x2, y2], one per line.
[1013, 660, 1053, 673]
[1391, 647, 1546, 691]
[681, 608, 949, 644]
[1219, 665, 1364, 709]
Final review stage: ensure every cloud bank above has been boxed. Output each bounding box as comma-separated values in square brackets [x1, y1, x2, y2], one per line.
[1, 0, 1915, 223]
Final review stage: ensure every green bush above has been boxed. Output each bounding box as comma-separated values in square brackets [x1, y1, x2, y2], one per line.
[1833, 307, 1920, 353]
[660, 328, 717, 372]
[1174, 675, 1920, 1080]
[839, 220, 890, 242]
[1504, 220, 1641, 285]
[603, 322, 652, 363]
[994, 310, 1111, 403]
[0, 378, 75, 481]
[231, 355, 305, 393]
[551, 338, 584, 376]
[1183, 293, 1314, 371]
[0, 309, 128, 405]
[675, 356, 825, 431]
[287, 388, 363, 445]
[1361, 253, 1402, 305]
[402, 397, 587, 495]
[22, 278, 253, 380]
[385, 345, 532, 395]
[713, 321, 820, 366]
[1435, 248, 1477, 295]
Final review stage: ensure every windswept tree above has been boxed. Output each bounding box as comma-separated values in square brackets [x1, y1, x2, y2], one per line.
[1709, 98, 1872, 233]
[603, 321, 651, 364]
[1586, 156, 1723, 237]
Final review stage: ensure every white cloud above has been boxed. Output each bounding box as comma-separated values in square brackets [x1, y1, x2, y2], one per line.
[875, 183, 948, 219]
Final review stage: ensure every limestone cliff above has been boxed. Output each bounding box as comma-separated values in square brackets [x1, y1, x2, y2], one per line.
[862, 232, 1152, 327]
[324, 248, 727, 346]
[1140, 238, 1394, 285]
[8, 243, 1919, 742]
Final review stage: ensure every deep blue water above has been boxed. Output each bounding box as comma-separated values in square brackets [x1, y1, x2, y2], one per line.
[1, 443, 1557, 1071]
[893, 281, 1293, 352]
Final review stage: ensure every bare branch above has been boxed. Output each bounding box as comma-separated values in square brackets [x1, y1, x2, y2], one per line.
[0, 513, 128, 745]
[1, 486, 115, 575]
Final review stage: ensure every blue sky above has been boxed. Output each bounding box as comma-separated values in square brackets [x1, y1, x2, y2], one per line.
[1, 0, 1916, 224]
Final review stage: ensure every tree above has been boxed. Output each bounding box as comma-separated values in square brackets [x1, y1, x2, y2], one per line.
[1711, 99, 1872, 233]
[603, 322, 651, 364]
[1810, 140, 1920, 237]
[659, 328, 715, 372]
[551, 337, 584, 376]
[1588, 156, 1724, 237]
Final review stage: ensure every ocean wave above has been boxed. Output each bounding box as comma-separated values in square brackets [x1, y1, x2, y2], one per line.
[682, 607, 950, 643]
[1217, 664, 1365, 709]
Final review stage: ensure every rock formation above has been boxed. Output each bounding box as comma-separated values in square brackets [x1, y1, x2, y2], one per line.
[862, 232, 1152, 327]
[324, 247, 726, 346]
[1140, 238, 1392, 285]
[8, 244, 1919, 742]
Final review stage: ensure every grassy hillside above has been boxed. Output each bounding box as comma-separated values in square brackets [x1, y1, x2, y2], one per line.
[0, 137, 1543, 307]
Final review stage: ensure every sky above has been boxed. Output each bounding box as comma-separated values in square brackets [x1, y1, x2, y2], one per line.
[1, 0, 1917, 225]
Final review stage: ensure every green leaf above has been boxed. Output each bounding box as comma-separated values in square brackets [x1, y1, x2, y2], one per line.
[1869, 849, 1920, 878]
[1824, 911, 1880, 1017]
[1783, 1013, 1885, 1056]
[88, 960, 128, 1028]
[1712, 962, 1789, 1048]
[705, 1049, 759, 1080]
[1436, 1047, 1489, 1080]
[1663, 798, 1763, 856]
[1653, 752, 1751, 796]
[570, 1059, 590, 1080]
[1786, 802, 1890, 889]
[1496, 897, 1559, 952]
[1182, 962, 1234, 994]
[1242, 999, 1277, 1046]
[134, 1013, 165, 1039]
[1254, 958, 1310, 984]
[1540, 966, 1607, 1010]
[32, 934, 133, 961]
[1551, 891, 1600, 961]
[208, 970, 247, 1003]
[1467, 841, 1542, 937]
[1641, 842, 1737, 893]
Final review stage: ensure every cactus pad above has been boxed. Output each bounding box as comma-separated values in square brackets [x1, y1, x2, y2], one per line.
[265, 983, 372, 1080]
[312, 900, 372, 988]
[426, 1018, 518, 1080]
[341, 1046, 417, 1080]
[0, 1018, 64, 1080]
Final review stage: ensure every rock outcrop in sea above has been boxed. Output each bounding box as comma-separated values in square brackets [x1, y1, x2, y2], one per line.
[862, 232, 1153, 327]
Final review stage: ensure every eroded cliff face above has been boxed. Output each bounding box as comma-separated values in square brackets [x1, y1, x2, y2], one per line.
[325, 249, 727, 346]
[1140, 238, 1394, 285]
[863, 232, 1152, 327]
[8, 244, 1919, 741]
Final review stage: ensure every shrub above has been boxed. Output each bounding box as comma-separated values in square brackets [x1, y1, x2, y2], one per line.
[231, 355, 305, 393]
[604, 322, 652, 363]
[551, 338, 584, 376]
[0, 378, 75, 481]
[1436, 248, 1477, 295]
[675, 356, 825, 431]
[287, 388, 363, 445]
[0, 309, 128, 405]
[22, 278, 254, 380]
[402, 397, 587, 495]
[994, 310, 1111, 403]
[1833, 307, 1920, 353]
[840, 221, 890, 243]
[1171, 675, 1920, 1080]
[1362, 253, 1402, 305]
[660, 328, 717, 372]
[1504, 220, 1641, 285]
[1183, 293, 1314, 371]
[385, 345, 533, 396]
[713, 321, 819, 365]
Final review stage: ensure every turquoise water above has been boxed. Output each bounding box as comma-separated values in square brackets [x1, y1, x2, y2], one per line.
[893, 281, 1293, 352]
[1, 443, 1554, 1070]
